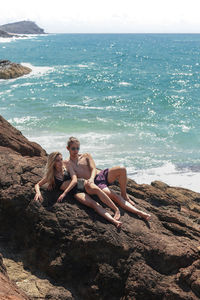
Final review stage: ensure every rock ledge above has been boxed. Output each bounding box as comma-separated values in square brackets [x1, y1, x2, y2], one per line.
[0, 60, 32, 79]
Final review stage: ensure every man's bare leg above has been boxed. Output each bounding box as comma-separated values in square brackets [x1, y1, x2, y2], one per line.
[107, 166, 136, 205]
[102, 187, 151, 221]
[74, 193, 122, 228]
[84, 182, 121, 220]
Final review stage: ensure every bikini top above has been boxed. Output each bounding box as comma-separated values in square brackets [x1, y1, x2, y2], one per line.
[54, 170, 71, 189]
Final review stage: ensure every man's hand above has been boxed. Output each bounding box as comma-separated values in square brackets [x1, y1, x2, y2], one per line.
[57, 193, 66, 202]
[34, 193, 43, 202]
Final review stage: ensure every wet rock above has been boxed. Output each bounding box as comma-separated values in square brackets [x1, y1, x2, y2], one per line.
[0, 60, 31, 79]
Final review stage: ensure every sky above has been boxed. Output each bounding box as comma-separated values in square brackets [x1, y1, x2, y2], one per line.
[1, 0, 200, 33]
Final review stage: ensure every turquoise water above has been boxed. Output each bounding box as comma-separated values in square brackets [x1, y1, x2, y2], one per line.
[0, 34, 200, 191]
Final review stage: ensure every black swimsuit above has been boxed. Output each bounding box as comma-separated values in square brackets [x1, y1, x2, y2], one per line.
[54, 171, 85, 195]
[54, 170, 71, 189]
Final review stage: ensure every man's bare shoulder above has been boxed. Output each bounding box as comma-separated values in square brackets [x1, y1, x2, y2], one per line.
[81, 153, 93, 159]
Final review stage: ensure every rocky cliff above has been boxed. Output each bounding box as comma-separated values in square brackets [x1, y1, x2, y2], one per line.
[0, 21, 45, 34]
[0, 60, 32, 79]
[0, 29, 14, 38]
[0, 114, 199, 300]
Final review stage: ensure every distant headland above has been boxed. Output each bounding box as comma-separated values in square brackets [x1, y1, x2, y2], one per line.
[0, 20, 45, 37]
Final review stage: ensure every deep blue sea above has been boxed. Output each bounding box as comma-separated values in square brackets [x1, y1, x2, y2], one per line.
[0, 34, 200, 192]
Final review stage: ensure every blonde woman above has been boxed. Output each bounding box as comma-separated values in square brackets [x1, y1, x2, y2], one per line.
[34, 152, 122, 228]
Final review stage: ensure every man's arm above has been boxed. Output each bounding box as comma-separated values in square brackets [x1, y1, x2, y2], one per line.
[86, 153, 97, 183]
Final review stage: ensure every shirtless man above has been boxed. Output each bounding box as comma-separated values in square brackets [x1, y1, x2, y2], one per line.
[64, 137, 151, 221]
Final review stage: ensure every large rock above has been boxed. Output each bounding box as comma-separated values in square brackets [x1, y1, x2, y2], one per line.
[0, 114, 199, 299]
[0, 21, 45, 34]
[0, 115, 46, 156]
[0, 60, 32, 80]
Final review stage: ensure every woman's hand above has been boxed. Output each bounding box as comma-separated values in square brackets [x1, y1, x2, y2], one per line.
[57, 193, 66, 202]
[87, 178, 94, 185]
[34, 192, 43, 202]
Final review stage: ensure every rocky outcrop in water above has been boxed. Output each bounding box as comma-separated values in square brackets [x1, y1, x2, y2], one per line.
[0, 60, 32, 79]
[0, 29, 14, 38]
[0, 114, 199, 299]
[0, 21, 45, 34]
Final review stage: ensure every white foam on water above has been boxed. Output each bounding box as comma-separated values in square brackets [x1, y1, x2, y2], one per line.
[0, 34, 39, 44]
[119, 81, 132, 86]
[0, 38, 13, 43]
[8, 116, 39, 125]
[52, 103, 104, 110]
[128, 162, 200, 193]
[77, 64, 89, 68]
[21, 63, 55, 78]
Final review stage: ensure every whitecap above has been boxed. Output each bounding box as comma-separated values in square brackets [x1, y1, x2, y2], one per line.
[77, 64, 89, 68]
[119, 81, 132, 86]
[20, 62, 55, 78]
[52, 103, 104, 111]
[130, 162, 200, 193]
[0, 37, 16, 43]
[8, 116, 39, 125]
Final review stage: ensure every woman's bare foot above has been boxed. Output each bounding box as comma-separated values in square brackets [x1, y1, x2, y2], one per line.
[143, 213, 151, 221]
[115, 220, 122, 228]
[114, 209, 121, 220]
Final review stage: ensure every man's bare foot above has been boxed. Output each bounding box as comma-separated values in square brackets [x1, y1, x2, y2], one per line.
[114, 209, 121, 220]
[115, 220, 122, 228]
[128, 198, 136, 206]
[122, 194, 136, 206]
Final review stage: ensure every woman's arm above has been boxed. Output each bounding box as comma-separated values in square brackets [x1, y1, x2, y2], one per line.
[34, 177, 47, 201]
[57, 163, 78, 202]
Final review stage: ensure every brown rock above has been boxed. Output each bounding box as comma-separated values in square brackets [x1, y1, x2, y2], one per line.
[0, 273, 30, 300]
[0, 254, 30, 300]
[0, 115, 46, 157]
[0, 60, 31, 79]
[0, 114, 200, 300]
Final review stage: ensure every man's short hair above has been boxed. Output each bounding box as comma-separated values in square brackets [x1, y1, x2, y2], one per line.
[67, 136, 80, 147]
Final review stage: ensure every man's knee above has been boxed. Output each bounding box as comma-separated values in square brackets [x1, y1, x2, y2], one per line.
[120, 166, 126, 173]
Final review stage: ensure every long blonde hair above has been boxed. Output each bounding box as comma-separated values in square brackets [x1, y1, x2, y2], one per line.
[45, 151, 62, 189]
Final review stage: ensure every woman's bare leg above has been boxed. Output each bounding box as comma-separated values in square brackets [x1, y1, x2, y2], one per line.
[107, 166, 135, 205]
[102, 187, 151, 221]
[74, 193, 122, 228]
[84, 182, 121, 220]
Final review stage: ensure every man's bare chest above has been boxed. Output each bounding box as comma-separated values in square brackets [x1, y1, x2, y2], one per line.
[71, 157, 89, 173]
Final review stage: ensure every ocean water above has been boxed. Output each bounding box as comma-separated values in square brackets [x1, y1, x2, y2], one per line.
[0, 33, 200, 192]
